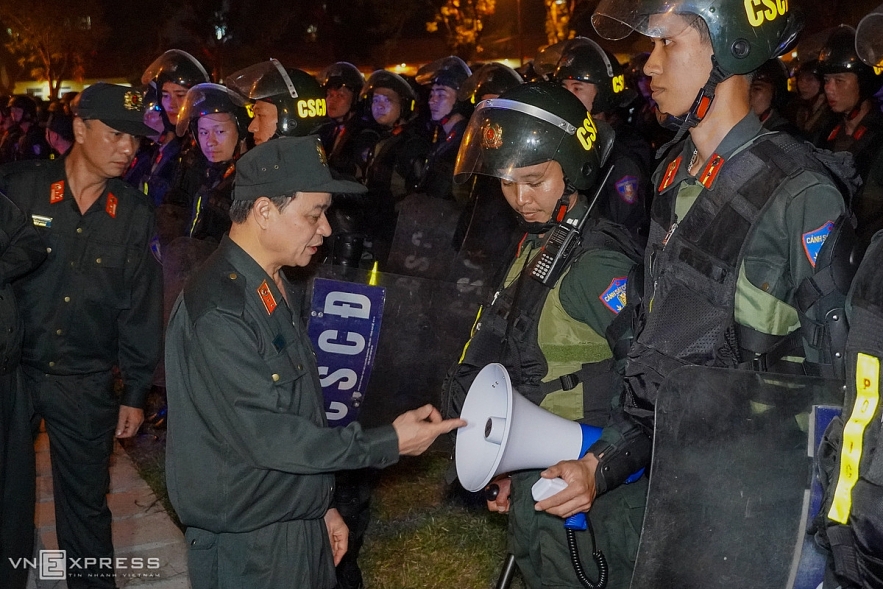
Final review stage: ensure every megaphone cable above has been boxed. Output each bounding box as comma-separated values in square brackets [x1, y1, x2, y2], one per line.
[566, 516, 608, 589]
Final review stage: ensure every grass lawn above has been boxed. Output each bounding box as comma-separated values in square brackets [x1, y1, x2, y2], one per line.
[121, 430, 526, 589]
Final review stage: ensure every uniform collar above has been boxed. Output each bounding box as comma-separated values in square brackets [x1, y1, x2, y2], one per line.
[658, 112, 764, 193]
[218, 235, 290, 317]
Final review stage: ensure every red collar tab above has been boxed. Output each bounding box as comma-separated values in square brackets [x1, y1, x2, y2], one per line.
[658, 155, 683, 192]
[854, 125, 868, 141]
[257, 280, 278, 315]
[827, 124, 842, 143]
[50, 181, 65, 204]
[698, 154, 725, 189]
[105, 193, 118, 218]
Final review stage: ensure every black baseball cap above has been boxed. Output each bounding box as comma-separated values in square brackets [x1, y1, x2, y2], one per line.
[233, 136, 367, 201]
[71, 83, 153, 136]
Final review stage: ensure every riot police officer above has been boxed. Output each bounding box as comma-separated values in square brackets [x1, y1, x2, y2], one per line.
[447, 82, 645, 589]
[225, 59, 328, 144]
[135, 49, 211, 207]
[546, 37, 654, 245]
[2, 96, 50, 162]
[536, 1, 857, 585]
[316, 62, 376, 179]
[749, 58, 800, 135]
[415, 56, 472, 202]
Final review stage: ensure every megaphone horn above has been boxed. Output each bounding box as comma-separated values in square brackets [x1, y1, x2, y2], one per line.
[455, 363, 601, 492]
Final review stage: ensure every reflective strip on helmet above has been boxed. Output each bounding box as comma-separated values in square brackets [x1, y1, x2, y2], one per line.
[271, 58, 299, 99]
[477, 99, 577, 135]
[828, 352, 880, 524]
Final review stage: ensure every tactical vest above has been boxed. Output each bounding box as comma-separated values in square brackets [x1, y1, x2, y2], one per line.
[818, 234, 883, 589]
[623, 132, 853, 423]
[442, 217, 641, 426]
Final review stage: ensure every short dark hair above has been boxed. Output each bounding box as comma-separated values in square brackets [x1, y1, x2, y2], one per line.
[684, 14, 712, 47]
[229, 194, 294, 224]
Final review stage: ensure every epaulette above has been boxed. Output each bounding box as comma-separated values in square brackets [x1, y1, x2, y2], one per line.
[183, 256, 246, 321]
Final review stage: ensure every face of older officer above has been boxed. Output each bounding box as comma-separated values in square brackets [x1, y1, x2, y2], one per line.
[72, 118, 139, 179]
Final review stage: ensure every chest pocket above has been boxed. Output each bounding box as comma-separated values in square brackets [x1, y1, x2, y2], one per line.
[265, 351, 312, 415]
[82, 241, 131, 308]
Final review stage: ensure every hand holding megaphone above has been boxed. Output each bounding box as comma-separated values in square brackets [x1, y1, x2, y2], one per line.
[393, 404, 466, 456]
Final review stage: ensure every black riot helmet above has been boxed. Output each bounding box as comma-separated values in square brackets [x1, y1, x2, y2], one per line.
[360, 70, 418, 120]
[819, 25, 881, 101]
[551, 37, 637, 114]
[416, 56, 472, 91]
[176, 83, 250, 140]
[856, 3, 883, 69]
[454, 82, 614, 192]
[317, 62, 365, 95]
[592, 0, 802, 153]
[225, 59, 328, 137]
[141, 49, 210, 90]
[458, 63, 524, 104]
[751, 58, 790, 109]
[8, 95, 38, 122]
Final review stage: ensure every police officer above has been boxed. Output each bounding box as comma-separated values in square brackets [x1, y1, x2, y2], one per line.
[549, 37, 654, 245]
[447, 82, 645, 589]
[788, 59, 836, 144]
[135, 49, 211, 207]
[162, 83, 250, 243]
[44, 111, 75, 158]
[2, 96, 50, 162]
[816, 14, 883, 584]
[1, 83, 162, 588]
[415, 56, 472, 202]
[537, 1, 855, 583]
[0, 194, 46, 589]
[818, 26, 883, 246]
[316, 62, 376, 179]
[749, 58, 800, 135]
[359, 71, 430, 265]
[225, 59, 328, 144]
[165, 136, 464, 589]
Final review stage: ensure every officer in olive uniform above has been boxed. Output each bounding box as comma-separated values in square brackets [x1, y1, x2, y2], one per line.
[538, 1, 856, 582]
[447, 83, 645, 589]
[165, 136, 464, 589]
[0, 194, 46, 589]
[1, 83, 162, 588]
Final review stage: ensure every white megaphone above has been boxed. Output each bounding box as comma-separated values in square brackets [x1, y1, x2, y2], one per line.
[455, 363, 602, 493]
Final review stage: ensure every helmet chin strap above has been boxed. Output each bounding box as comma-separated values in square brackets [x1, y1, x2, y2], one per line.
[655, 56, 730, 158]
[517, 186, 574, 234]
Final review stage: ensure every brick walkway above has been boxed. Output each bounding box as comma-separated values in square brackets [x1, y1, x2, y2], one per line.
[26, 431, 190, 588]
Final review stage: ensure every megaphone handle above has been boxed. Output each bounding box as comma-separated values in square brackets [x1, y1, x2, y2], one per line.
[565, 512, 588, 530]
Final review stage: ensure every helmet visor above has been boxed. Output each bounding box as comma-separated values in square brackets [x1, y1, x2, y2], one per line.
[225, 59, 298, 105]
[140, 49, 209, 87]
[454, 98, 577, 184]
[175, 83, 234, 137]
[856, 4, 883, 68]
[592, 0, 693, 41]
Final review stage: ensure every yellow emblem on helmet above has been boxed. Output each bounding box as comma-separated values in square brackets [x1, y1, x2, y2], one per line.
[123, 91, 143, 111]
[480, 122, 503, 149]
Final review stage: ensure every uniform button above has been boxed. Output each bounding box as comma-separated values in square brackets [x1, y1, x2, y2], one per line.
[46, 247, 52, 253]
[48, 361, 55, 367]
[272, 373, 280, 382]
[96, 258, 102, 264]
[296, 364, 302, 371]
[76, 228, 83, 234]
[64, 296, 70, 302]
[56, 329, 62, 335]
[229, 273, 237, 280]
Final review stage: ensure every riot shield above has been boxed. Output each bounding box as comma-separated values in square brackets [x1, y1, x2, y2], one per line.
[304, 264, 491, 430]
[633, 366, 843, 589]
[385, 193, 462, 281]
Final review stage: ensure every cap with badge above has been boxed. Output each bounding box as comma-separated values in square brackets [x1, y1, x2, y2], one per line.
[233, 136, 367, 201]
[71, 82, 153, 137]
